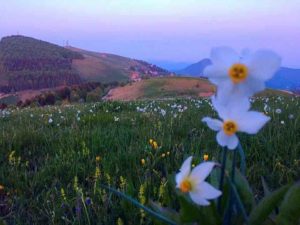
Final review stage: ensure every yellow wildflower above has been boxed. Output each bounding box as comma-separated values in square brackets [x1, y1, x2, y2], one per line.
[96, 156, 101, 162]
[9, 150, 21, 166]
[149, 139, 153, 145]
[152, 141, 158, 150]
[119, 176, 126, 191]
[139, 183, 146, 222]
[95, 166, 101, 179]
[117, 218, 124, 225]
[61, 188, 67, 201]
[141, 159, 145, 165]
[158, 180, 165, 203]
[73, 176, 79, 192]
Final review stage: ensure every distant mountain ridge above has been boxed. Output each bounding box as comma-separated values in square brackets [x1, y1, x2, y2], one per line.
[266, 67, 300, 92]
[147, 60, 192, 72]
[177, 59, 300, 92]
[176, 58, 212, 76]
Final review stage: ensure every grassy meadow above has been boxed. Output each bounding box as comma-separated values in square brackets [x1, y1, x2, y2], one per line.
[0, 96, 299, 224]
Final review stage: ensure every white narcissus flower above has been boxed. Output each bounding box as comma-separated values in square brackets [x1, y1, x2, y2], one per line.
[204, 47, 281, 101]
[176, 156, 221, 206]
[202, 97, 270, 150]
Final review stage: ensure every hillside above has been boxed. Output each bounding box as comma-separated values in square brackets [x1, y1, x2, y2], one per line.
[103, 76, 295, 101]
[0, 35, 84, 92]
[104, 76, 215, 100]
[0, 35, 171, 95]
[68, 47, 171, 83]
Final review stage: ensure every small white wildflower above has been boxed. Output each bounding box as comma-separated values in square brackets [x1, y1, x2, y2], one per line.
[202, 97, 270, 150]
[160, 109, 166, 116]
[176, 157, 221, 206]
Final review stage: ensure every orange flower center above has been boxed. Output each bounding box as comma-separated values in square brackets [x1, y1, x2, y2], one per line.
[180, 180, 192, 193]
[223, 120, 238, 136]
[228, 63, 248, 84]
[203, 154, 209, 161]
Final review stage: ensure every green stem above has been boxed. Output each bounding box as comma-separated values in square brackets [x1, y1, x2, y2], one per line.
[237, 143, 246, 175]
[218, 147, 228, 212]
[225, 175, 250, 225]
[99, 184, 177, 225]
[224, 149, 237, 225]
[231, 149, 237, 182]
[80, 192, 91, 225]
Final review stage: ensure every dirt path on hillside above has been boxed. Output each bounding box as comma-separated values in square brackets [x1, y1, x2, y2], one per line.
[103, 81, 145, 101]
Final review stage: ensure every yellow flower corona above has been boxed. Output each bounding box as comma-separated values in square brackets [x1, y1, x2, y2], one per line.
[180, 179, 192, 193]
[203, 154, 209, 161]
[223, 120, 238, 136]
[228, 63, 248, 84]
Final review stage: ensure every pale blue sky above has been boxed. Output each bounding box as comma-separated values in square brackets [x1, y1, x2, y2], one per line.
[1, 0, 300, 67]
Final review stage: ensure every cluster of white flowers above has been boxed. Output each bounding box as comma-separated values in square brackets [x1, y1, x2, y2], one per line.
[202, 47, 281, 150]
[176, 47, 281, 207]
[1, 109, 11, 118]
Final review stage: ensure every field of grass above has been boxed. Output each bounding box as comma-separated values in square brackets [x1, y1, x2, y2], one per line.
[0, 96, 299, 224]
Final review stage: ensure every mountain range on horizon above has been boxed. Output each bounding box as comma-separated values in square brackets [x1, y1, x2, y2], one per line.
[0, 34, 299, 101]
[175, 59, 300, 92]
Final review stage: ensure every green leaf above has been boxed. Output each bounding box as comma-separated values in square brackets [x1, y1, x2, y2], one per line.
[0, 219, 7, 225]
[99, 184, 177, 225]
[261, 177, 271, 197]
[249, 184, 291, 225]
[179, 195, 221, 225]
[276, 182, 300, 225]
[150, 201, 180, 224]
[235, 169, 256, 213]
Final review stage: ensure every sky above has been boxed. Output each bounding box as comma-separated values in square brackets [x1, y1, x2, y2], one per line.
[1, 0, 300, 68]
